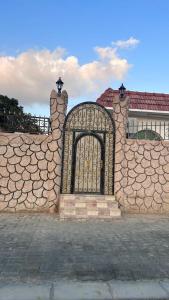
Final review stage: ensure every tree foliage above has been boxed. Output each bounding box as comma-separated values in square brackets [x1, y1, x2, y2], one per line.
[0, 95, 41, 133]
[134, 129, 162, 141]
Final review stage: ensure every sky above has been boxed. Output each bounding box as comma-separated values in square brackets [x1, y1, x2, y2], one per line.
[0, 0, 169, 116]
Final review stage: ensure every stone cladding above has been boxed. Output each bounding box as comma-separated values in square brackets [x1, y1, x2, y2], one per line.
[112, 94, 169, 213]
[0, 90, 67, 212]
[122, 139, 169, 213]
[112, 95, 129, 208]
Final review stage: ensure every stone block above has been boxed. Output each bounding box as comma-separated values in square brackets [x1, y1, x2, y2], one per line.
[110, 209, 121, 217]
[63, 209, 76, 216]
[98, 208, 110, 216]
[97, 202, 108, 208]
[36, 198, 47, 207]
[65, 201, 75, 208]
[76, 208, 87, 215]
[20, 156, 31, 167]
[75, 202, 86, 208]
[87, 210, 98, 216]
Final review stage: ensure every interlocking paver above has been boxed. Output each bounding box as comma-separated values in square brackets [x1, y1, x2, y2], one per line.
[0, 214, 169, 283]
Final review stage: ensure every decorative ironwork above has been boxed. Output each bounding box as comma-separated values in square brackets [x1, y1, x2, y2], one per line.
[61, 102, 115, 195]
[127, 120, 169, 140]
[72, 133, 104, 194]
[0, 113, 51, 134]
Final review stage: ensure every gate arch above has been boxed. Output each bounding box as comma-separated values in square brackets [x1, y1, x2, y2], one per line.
[61, 102, 115, 195]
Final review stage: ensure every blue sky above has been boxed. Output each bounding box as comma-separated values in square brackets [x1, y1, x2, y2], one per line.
[0, 0, 169, 115]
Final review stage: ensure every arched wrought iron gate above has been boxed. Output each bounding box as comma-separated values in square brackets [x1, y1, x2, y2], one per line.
[61, 102, 115, 195]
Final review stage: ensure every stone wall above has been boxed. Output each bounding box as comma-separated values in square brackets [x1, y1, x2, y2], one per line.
[1, 88, 169, 214]
[113, 94, 169, 213]
[121, 139, 169, 213]
[0, 89, 67, 212]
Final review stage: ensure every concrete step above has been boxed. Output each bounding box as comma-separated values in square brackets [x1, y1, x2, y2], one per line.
[60, 194, 116, 202]
[59, 194, 121, 219]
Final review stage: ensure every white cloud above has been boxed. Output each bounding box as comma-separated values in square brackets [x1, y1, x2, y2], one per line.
[0, 45, 132, 106]
[112, 37, 140, 49]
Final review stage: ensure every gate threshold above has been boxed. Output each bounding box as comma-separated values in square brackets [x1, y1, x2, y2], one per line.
[59, 194, 121, 219]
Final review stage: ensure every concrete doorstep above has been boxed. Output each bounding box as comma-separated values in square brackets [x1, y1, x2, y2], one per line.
[1, 280, 169, 300]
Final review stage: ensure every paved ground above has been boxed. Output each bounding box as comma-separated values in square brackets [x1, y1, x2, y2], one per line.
[0, 213, 169, 285]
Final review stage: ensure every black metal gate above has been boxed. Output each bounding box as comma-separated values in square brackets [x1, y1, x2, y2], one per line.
[72, 133, 104, 194]
[61, 102, 115, 195]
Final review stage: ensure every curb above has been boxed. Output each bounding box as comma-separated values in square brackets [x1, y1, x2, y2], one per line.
[1, 279, 169, 300]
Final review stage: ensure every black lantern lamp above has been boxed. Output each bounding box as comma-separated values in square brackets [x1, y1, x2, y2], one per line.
[119, 83, 126, 99]
[56, 77, 64, 95]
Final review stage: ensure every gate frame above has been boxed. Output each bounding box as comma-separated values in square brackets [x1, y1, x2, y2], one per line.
[60, 101, 116, 195]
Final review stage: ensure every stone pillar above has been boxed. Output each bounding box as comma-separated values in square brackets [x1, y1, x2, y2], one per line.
[49, 89, 68, 212]
[50, 89, 68, 139]
[112, 94, 129, 208]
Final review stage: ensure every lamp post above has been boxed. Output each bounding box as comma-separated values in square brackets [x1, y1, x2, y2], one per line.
[56, 77, 64, 95]
[119, 83, 126, 99]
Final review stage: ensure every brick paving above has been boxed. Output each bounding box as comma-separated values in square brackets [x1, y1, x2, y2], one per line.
[0, 214, 169, 283]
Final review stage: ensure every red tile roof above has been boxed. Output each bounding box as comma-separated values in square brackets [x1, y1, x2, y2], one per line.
[96, 88, 169, 112]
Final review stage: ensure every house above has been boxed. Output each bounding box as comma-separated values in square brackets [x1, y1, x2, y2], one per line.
[96, 88, 169, 140]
